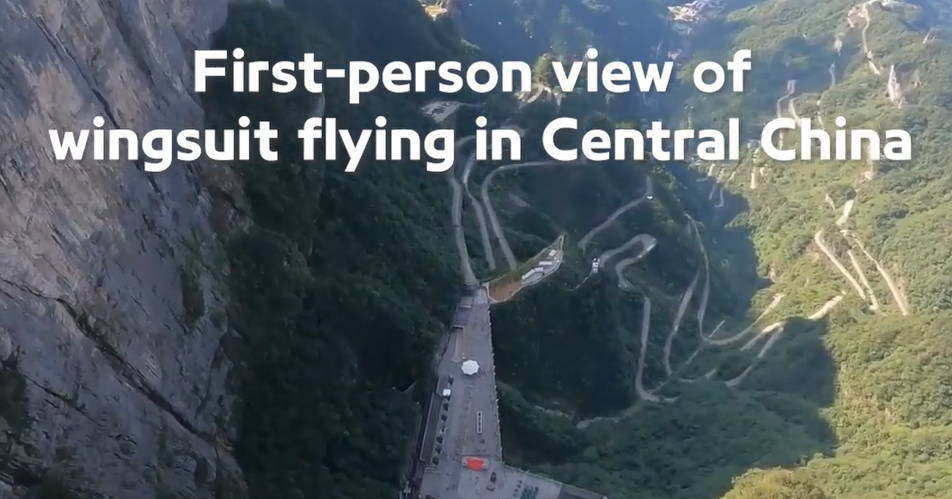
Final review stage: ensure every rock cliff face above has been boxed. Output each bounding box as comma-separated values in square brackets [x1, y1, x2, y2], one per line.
[0, 0, 262, 497]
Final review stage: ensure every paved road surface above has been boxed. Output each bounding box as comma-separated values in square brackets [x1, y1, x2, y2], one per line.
[417, 288, 604, 499]
[419, 287, 501, 499]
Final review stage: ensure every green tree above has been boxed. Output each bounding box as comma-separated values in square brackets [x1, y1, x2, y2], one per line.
[720, 469, 828, 499]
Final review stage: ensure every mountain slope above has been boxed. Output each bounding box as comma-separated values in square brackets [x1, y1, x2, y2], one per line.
[6, 0, 952, 498]
[666, 0, 952, 497]
[203, 2, 805, 499]
[209, 1, 952, 498]
[444, 1, 952, 499]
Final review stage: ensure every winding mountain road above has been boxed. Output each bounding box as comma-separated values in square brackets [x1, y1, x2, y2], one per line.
[448, 135, 479, 286]
[859, 5, 875, 71]
[664, 270, 701, 376]
[815, 229, 867, 299]
[595, 233, 658, 267]
[787, 95, 800, 121]
[846, 230, 911, 314]
[704, 294, 785, 346]
[634, 297, 677, 403]
[480, 160, 586, 270]
[433, 93, 851, 431]
[776, 79, 797, 119]
[579, 178, 654, 250]
[461, 151, 498, 271]
[847, 249, 881, 311]
[561, 0, 915, 429]
[614, 237, 659, 289]
[725, 294, 843, 387]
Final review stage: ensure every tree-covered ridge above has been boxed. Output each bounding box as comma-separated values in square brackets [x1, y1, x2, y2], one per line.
[200, 0, 756, 497]
[680, 0, 952, 311]
[666, 0, 952, 497]
[195, 1, 952, 499]
[454, 0, 671, 61]
[448, 1, 952, 498]
[202, 2, 468, 498]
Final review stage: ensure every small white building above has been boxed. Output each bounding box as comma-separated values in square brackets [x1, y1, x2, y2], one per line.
[521, 268, 542, 281]
[461, 360, 480, 376]
[522, 268, 544, 285]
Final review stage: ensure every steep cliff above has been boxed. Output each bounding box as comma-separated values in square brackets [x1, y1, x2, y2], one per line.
[672, 0, 952, 497]
[0, 0, 255, 497]
[12, 0, 952, 498]
[2, 0, 687, 497]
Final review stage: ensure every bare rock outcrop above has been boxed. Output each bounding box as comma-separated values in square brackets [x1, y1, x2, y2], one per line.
[0, 0, 267, 497]
[886, 64, 906, 106]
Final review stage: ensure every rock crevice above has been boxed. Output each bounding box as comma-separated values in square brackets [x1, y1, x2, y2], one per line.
[0, 0, 265, 497]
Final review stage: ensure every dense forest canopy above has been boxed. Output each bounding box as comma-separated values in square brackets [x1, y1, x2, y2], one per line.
[195, 0, 952, 498]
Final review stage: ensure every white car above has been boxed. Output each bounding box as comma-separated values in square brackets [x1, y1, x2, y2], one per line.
[647, 194, 654, 200]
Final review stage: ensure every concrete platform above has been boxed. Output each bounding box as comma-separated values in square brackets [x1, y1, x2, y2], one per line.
[416, 289, 606, 499]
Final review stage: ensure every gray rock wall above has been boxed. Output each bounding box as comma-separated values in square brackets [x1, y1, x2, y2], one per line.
[0, 0, 270, 496]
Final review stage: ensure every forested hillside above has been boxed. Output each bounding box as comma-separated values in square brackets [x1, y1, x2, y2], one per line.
[665, 0, 952, 497]
[198, 0, 707, 497]
[193, 0, 952, 499]
[202, 2, 468, 497]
